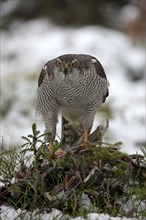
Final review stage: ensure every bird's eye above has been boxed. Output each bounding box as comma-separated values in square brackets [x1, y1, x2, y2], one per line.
[56, 59, 62, 67]
[71, 60, 77, 67]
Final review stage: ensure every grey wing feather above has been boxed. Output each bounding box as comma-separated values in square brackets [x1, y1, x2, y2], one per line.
[92, 58, 107, 79]
[38, 65, 50, 87]
[103, 88, 109, 103]
[36, 64, 50, 116]
[38, 59, 55, 87]
[91, 58, 109, 102]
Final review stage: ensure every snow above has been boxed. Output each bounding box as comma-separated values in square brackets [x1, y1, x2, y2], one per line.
[0, 205, 140, 220]
[1, 18, 145, 154]
[0, 19, 145, 219]
[119, 4, 141, 23]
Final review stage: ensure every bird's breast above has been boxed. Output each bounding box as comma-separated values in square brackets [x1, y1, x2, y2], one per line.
[51, 75, 107, 107]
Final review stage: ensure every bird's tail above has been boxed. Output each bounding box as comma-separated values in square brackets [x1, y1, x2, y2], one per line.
[61, 117, 80, 145]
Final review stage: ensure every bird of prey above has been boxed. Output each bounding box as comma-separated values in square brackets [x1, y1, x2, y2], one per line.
[36, 54, 109, 148]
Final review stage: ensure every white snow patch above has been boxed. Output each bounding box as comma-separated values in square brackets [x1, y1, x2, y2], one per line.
[0, 206, 139, 220]
[1, 19, 145, 154]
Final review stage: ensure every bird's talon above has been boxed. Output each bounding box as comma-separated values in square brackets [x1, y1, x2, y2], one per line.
[80, 143, 87, 148]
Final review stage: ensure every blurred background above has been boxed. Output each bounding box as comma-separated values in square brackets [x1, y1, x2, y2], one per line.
[0, 0, 145, 153]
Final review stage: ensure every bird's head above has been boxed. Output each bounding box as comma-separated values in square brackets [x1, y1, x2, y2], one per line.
[53, 55, 81, 81]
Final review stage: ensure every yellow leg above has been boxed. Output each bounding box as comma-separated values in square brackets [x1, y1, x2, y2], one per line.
[80, 130, 89, 148]
[84, 130, 89, 143]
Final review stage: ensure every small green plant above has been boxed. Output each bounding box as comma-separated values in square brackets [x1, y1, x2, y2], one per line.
[21, 123, 47, 155]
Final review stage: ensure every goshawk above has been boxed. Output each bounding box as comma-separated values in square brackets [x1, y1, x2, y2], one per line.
[36, 54, 109, 146]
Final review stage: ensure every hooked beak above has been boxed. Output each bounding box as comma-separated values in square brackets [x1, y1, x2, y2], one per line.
[63, 63, 69, 76]
[64, 67, 68, 76]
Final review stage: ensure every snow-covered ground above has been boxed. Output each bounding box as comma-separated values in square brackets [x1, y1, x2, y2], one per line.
[0, 205, 141, 220]
[0, 17, 145, 220]
[1, 19, 145, 154]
